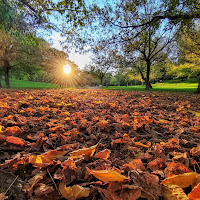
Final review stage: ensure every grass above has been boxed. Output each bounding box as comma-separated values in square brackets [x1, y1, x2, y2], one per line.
[1, 78, 61, 89]
[0, 78, 198, 93]
[103, 82, 198, 93]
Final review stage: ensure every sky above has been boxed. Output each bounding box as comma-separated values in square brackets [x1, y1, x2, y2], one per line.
[49, 32, 92, 70]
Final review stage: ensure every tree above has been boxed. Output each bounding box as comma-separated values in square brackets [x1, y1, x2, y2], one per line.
[0, 30, 18, 88]
[85, 47, 117, 85]
[176, 27, 200, 93]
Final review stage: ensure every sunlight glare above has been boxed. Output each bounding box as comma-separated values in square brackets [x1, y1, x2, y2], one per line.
[63, 64, 71, 74]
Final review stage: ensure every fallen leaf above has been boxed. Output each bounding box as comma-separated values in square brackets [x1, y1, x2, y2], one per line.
[6, 136, 25, 146]
[93, 149, 111, 159]
[69, 144, 97, 159]
[0, 193, 8, 200]
[188, 182, 200, 200]
[29, 149, 67, 167]
[25, 173, 45, 192]
[34, 183, 54, 197]
[132, 141, 151, 148]
[162, 184, 189, 200]
[90, 170, 129, 182]
[161, 172, 199, 188]
[59, 182, 90, 200]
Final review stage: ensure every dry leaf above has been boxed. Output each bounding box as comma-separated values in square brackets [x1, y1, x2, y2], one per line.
[162, 184, 189, 200]
[59, 182, 90, 200]
[29, 150, 67, 167]
[93, 149, 111, 159]
[34, 183, 54, 197]
[69, 144, 97, 159]
[0, 193, 8, 200]
[132, 141, 151, 148]
[161, 172, 199, 188]
[90, 170, 129, 182]
[25, 173, 45, 192]
[6, 136, 25, 146]
[188, 183, 200, 200]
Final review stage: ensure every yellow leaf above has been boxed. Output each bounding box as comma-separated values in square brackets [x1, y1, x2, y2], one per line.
[69, 144, 97, 159]
[132, 141, 151, 148]
[59, 182, 90, 200]
[162, 184, 189, 200]
[188, 182, 200, 200]
[0, 125, 4, 133]
[161, 173, 199, 188]
[90, 170, 129, 182]
[59, 182, 73, 199]
[29, 150, 67, 167]
[188, 110, 200, 117]
[94, 101, 102, 104]
[71, 185, 90, 199]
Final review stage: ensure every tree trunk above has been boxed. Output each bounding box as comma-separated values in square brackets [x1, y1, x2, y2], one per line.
[100, 76, 103, 86]
[145, 60, 152, 90]
[4, 60, 10, 88]
[194, 73, 200, 94]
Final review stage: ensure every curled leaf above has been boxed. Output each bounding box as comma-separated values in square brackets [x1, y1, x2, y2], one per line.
[59, 182, 90, 200]
[161, 172, 198, 188]
[69, 144, 97, 159]
[90, 170, 129, 182]
[162, 184, 189, 200]
[29, 149, 67, 167]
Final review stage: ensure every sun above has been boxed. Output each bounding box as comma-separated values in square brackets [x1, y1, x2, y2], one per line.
[63, 64, 71, 74]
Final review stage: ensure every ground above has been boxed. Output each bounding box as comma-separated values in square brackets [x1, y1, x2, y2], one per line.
[0, 89, 199, 199]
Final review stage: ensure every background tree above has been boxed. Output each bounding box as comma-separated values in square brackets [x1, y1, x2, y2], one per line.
[175, 26, 200, 93]
[0, 30, 18, 88]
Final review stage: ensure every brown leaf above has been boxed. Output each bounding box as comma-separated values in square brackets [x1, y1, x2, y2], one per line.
[34, 183, 54, 197]
[25, 173, 45, 192]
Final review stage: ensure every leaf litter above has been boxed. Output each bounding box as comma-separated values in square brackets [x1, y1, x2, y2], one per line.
[0, 89, 199, 199]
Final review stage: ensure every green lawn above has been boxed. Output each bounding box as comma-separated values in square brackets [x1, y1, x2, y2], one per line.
[1, 79, 61, 89]
[103, 82, 198, 93]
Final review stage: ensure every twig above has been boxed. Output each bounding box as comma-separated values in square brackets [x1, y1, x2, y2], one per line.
[5, 175, 19, 195]
[47, 168, 61, 195]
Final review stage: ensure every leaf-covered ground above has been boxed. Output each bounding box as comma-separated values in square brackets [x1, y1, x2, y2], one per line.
[0, 89, 199, 200]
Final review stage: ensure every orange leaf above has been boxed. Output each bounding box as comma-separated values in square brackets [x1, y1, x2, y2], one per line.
[161, 173, 199, 188]
[6, 136, 25, 146]
[29, 149, 67, 167]
[0, 193, 8, 200]
[132, 141, 151, 148]
[93, 149, 111, 160]
[59, 182, 90, 200]
[90, 170, 129, 182]
[69, 144, 97, 159]
[188, 183, 200, 200]
[4, 126, 22, 136]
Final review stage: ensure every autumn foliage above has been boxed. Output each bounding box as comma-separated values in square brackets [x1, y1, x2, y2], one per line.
[0, 89, 199, 199]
